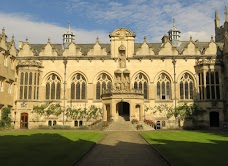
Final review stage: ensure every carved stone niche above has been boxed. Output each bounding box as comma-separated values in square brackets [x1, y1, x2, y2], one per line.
[118, 44, 126, 68]
[114, 70, 122, 90]
[123, 69, 130, 90]
[113, 69, 130, 91]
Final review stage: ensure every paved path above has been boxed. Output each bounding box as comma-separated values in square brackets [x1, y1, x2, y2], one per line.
[75, 131, 169, 166]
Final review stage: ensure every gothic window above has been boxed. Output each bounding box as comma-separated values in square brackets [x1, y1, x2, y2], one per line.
[70, 73, 86, 100]
[198, 72, 204, 100]
[24, 72, 28, 99]
[28, 72, 32, 99]
[198, 71, 220, 100]
[134, 73, 148, 99]
[96, 73, 112, 99]
[206, 71, 220, 100]
[157, 73, 171, 100]
[46, 74, 61, 100]
[34, 73, 37, 99]
[19, 71, 39, 100]
[179, 73, 194, 100]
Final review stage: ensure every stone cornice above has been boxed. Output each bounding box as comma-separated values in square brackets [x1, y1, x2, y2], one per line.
[15, 55, 218, 61]
[17, 60, 43, 68]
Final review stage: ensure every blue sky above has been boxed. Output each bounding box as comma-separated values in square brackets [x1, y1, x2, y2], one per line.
[0, 0, 227, 45]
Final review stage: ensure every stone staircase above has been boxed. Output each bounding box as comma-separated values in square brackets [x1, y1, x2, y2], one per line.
[105, 116, 155, 131]
[105, 116, 137, 131]
[138, 122, 155, 131]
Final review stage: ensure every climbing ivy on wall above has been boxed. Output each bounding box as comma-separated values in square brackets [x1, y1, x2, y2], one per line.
[33, 103, 102, 121]
[0, 107, 11, 127]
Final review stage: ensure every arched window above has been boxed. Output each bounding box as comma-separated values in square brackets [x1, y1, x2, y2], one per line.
[134, 73, 148, 99]
[46, 74, 61, 100]
[71, 73, 86, 100]
[180, 73, 194, 100]
[157, 73, 171, 100]
[96, 73, 112, 99]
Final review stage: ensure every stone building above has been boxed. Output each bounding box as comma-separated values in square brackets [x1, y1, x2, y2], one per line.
[1, 9, 228, 129]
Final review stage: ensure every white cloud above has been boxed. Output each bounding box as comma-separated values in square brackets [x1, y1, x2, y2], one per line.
[0, 0, 227, 47]
[67, 0, 227, 42]
[0, 12, 110, 47]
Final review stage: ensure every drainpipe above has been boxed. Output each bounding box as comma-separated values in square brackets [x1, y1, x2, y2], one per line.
[172, 59, 178, 126]
[63, 59, 68, 126]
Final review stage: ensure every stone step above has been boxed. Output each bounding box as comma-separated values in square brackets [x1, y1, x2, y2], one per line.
[105, 116, 136, 131]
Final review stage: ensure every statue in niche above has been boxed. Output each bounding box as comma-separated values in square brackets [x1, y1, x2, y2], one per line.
[119, 51, 126, 68]
[123, 75, 130, 90]
[115, 75, 121, 90]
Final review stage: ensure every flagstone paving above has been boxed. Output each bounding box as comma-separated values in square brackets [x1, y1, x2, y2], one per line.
[74, 131, 169, 166]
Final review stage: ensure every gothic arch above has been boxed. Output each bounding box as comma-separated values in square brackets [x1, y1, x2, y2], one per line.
[92, 71, 113, 84]
[177, 71, 196, 100]
[41, 71, 63, 86]
[132, 71, 149, 99]
[177, 70, 196, 84]
[44, 73, 62, 100]
[156, 72, 172, 100]
[94, 71, 113, 100]
[131, 70, 150, 84]
[153, 70, 173, 83]
[70, 73, 87, 100]
[67, 71, 88, 88]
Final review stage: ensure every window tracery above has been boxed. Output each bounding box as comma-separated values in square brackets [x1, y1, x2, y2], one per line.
[71, 73, 86, 100]
[180, 73, 194, 100]
[157, 73, 171, 100]
[46, 74, 61, 100]
[134, 73, 148, 99]
[96, 73, 112, 99]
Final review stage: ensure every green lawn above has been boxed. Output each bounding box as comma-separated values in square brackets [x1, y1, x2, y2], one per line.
[141, 130, 228, 166]
[0, 130, 103, 166]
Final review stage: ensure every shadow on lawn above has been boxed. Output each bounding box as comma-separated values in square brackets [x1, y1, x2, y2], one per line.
[194, 129, 228, 137]
[0, 133, 170, 166]
[0, 133, 95, 166]
[148, 137, 228, 166]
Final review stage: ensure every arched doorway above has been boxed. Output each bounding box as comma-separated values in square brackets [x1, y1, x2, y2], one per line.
[210, 112, 219, 127]
[117, 102, 130, 121]
[20, 113, 28, 129]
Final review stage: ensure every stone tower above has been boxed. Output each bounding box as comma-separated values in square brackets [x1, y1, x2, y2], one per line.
[168, 19, 181, 47]
[63, 21, 75, 48]
[215, 7, 228, 42]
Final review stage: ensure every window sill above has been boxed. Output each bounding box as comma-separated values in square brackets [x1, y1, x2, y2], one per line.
[178, 99, 194, 103]
[155, 100, 173, 103]
[68, 100, 88, 103]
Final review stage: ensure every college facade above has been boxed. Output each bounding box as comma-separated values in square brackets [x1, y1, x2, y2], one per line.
[0, 9, 228, 129]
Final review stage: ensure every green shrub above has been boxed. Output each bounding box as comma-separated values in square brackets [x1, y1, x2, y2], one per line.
[136, 124, 143, 130]
[0, 107, 11, 128]
[52, 125, 71, 130]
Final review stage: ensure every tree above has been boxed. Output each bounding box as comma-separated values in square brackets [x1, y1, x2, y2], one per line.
[0, 107, 11, 127]
[33, 103, 62, 117]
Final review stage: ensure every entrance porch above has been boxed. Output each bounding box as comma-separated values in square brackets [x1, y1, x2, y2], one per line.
[101, 89, 144, 122]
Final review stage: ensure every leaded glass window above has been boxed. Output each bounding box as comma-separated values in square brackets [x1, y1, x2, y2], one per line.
[134, 73, 148, 99]
[71, 73, 86, 100]
[157, 73, 171, 100]
[46, 74, 61, 100]
[179, 73, 194, 100]
[96, 73, 112, 99]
